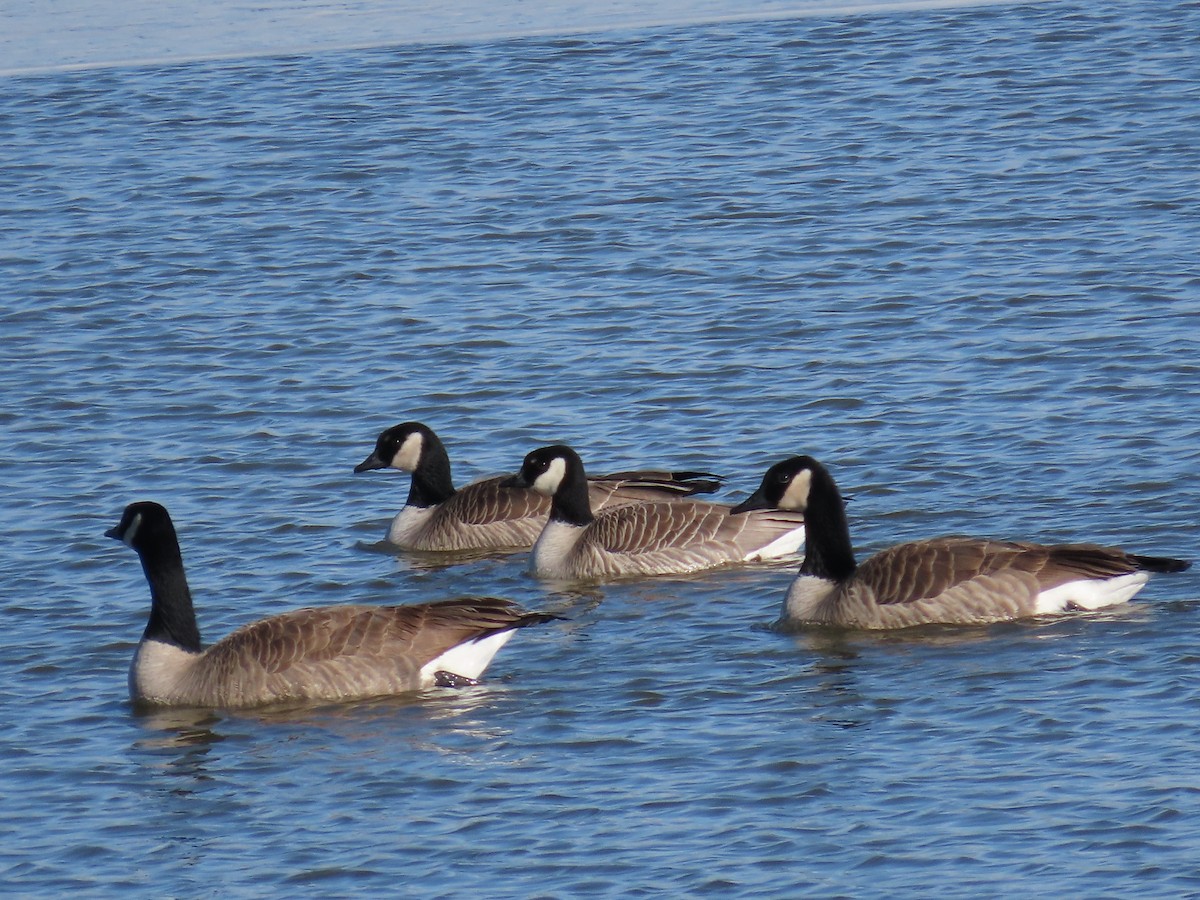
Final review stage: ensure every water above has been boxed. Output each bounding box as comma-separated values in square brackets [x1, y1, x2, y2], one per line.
[3, 0, 1200, 894]
[0, 0, 1035, 76]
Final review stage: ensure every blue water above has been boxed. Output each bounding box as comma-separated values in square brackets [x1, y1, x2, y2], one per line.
[2, 0, 1199, 894]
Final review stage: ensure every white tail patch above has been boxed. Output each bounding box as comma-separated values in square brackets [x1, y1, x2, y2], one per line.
[418, 628, 517, 687]
[744, 523, 807, 562]
[1034, 572, 1150, 614]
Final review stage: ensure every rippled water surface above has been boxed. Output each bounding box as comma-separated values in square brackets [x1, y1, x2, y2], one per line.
[3, 0, 1199, 895]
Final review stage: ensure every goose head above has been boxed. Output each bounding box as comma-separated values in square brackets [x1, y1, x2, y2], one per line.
[107, 501, 202, 653]
[355, 421, 432, 473]
[106, 500, 177, 552]
[504, 445, 579, 497]
[733, 455, 855, 580]
[731, 455, 823, 514]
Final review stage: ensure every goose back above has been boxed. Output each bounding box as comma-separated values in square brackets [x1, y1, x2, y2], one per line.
[136, 599, 550, 707]
[736, 456, 1189, 629]
[789, 538, 1173, 628]
[535, 500, 806, 580]
[387, 475, 548, 550]
[386, 470, 724, 552]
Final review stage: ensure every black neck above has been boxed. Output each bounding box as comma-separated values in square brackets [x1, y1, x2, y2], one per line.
[406, 432, 456, 508]
[137, 529, 203, 652]
[550, 457, 595, 527]
[799, 469, 857, 581]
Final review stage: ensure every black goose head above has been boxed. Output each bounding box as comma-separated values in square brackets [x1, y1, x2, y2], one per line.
[355, 422, 455, 507]
[503, 444, 580, 496]
[733, 455, 855, 580]
[731, 455, 824, 514]
[106, 500, 178, 552]
[107, 501, 202, 652]
[354, 421, 437, 473]
[503, 445, 593, 525]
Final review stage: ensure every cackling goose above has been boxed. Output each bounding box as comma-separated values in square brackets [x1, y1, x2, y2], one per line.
[503, 444, 806, 581]
[108, 501, 555, 707]
[732, 455, 1190, 629]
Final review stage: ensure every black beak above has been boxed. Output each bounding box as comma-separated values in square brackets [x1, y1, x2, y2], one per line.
[354, 452, 386, 474]
[500, 471, 530, 490]
[730, 487, 772, 515]
[104, 525, 122, 541]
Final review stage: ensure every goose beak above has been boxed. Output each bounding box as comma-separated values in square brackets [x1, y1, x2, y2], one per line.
[354, 452, 386, 473]
[730, 487, 771, 515]
[104, 525, 122, 541]
[500, 472, 530, 490]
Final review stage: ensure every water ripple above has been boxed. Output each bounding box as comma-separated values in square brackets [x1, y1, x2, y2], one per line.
[2, 1, 1199, 896]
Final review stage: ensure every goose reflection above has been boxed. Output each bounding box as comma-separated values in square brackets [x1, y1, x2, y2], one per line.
[129, 683, 519, 770]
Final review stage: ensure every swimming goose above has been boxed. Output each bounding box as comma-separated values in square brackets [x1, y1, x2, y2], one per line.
[732, 455, 1191, 629]
[354, 421, 723, 551]
[502, 445, 806, 581]
[107, 501, 555, 707]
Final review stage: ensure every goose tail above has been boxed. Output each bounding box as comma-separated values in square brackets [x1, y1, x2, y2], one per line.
[599, 469, 725, 496]
[478, 610, 564, 639]
[420, 602, 561, 687]
[1131, 554, 1191, 574]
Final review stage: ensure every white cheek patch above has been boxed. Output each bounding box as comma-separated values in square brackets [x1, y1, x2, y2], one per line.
[531, 457, 567, 496]
[123, 512, 143, 548]
[779, 469, 812, 511]
[393, 432, 424, 471]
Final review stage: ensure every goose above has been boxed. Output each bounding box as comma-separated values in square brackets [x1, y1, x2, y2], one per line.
[502, 444, 806, 581]
[731, 455, 1191, 629]
[107, 501, 556, 707]
[354, 421, 723, 552]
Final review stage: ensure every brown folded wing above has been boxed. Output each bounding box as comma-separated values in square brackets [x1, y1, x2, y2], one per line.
[855, 537, 1147, 608]
[190, 598, 538, 706]
[449, 477, 550, 525]
[573, 501, 803, 577]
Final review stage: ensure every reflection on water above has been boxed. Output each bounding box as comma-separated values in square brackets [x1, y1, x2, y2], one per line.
[133, 706, 228, 748]
[784, 600, 1156, 648]
[130, 708, 227, 793]
[353, 538, 523, 571]
[130, 681, 519, 761]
